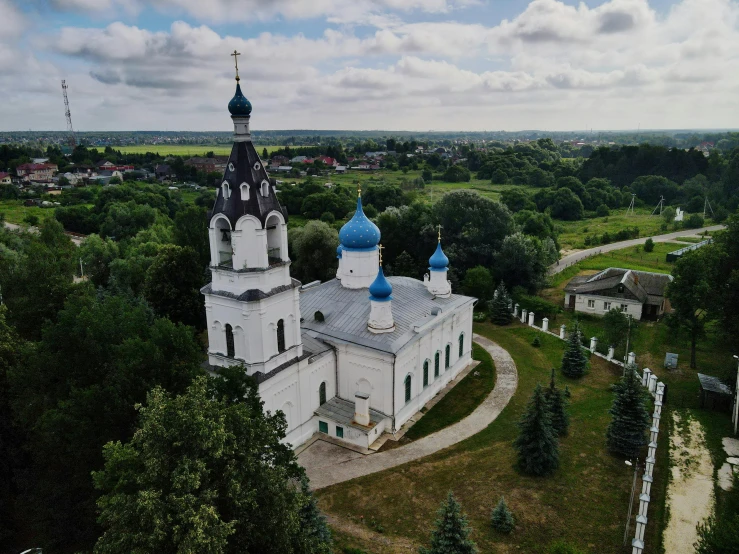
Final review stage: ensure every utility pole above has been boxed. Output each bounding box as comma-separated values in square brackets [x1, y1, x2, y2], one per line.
[624, 458, 639, 546]
[626, 193, 636, 216]
[61, 80, 76, 148]
[651, 196, 665, 216]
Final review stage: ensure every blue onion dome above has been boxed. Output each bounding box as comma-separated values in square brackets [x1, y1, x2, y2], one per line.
[339, 196, 381, 250]
[429, 242, 449, 270]
[336, 244, 343, 259]
[369, 266, 392, 302]
[228, 83, 252, 116]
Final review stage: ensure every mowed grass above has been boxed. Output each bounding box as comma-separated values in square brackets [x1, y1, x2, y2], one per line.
[0, 200, 55, 225]
[115, 144, 281, 156]
[403, 343, 496, 442]
[558, 211, 672, 251]
[319, 322, 636, 554]
[571, 242, 677, 275]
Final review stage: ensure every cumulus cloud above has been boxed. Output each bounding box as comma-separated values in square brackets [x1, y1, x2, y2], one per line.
[5, 0, 739, 131]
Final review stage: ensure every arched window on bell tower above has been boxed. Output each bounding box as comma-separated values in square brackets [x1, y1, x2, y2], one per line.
[225, 324, 235, 358]
[276, 319, 285, 353]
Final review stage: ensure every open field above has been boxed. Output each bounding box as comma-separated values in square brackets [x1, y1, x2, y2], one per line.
[554, 241, 678, 278]
[320, 322, 639, 554]
[114, 144, 281, 156]
[0, 200, 55, 225]
[557, 211, 666, 251]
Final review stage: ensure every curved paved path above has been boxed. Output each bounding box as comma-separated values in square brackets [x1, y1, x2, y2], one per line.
[549, 225, 724, 275]
[302, 334, 518, 490]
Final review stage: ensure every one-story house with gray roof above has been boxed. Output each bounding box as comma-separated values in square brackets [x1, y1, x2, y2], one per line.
[563, 268, 673, 320]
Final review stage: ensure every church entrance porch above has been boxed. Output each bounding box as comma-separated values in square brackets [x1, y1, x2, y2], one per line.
[314, 397, 389, 450]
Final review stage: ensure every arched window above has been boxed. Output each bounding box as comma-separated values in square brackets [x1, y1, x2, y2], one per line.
[445, 344, 451, 369]
[423, 360, 429, 387]
[459, 333, 464, 357]
[319, 382, 327, 406]
[276, 319, 286, 353]
[404, 374, 411, 404]
[225, 324, 235, 358]
[434, 351, 440, 377]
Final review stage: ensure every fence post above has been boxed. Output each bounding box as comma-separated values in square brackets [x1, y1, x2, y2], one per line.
[521, 309, 527, 324]
[590, 337, 598, 353]
[528, 311, 535, 327]
[542, 318, 549, 333]
[560, 324, 566, 340]
[607, 345, 615, 360]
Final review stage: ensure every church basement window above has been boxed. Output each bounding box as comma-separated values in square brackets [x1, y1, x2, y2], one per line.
[404, 375, 412, 404]
[276, 319, 285, 352]
[434, 352, 440, 377]
[225, 324, 235, 358]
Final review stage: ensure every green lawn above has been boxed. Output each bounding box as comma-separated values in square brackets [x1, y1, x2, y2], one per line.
[402, 343, 496, 442]
[0, 200, 55, 225]
[320, 322, 639, 554]
[571, 242, 677, 275]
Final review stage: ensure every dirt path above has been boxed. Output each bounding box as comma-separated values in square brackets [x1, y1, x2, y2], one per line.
[663, 411, 715, 554]
[299, 334, 518, 490]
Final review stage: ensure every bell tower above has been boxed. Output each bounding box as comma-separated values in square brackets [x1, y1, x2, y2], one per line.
[202, 54, 302, 376]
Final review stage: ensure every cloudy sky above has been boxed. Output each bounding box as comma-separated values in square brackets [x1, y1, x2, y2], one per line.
[2, 0, 738, 131]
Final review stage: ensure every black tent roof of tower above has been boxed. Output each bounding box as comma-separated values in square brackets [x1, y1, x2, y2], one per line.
[210, 83, 288, 228]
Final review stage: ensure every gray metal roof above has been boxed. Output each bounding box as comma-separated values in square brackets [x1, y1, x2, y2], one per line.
[564, 268, 672, 305]
[698, 373, 733, 396]
[300, 276, 475, 354]
[315, 397, 387, 431]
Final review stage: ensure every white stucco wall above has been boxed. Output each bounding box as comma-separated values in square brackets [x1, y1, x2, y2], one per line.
[568, 292, 643, 320]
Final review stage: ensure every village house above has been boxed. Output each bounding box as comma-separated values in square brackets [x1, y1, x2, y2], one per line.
[0, 172, 11, 184]
[16, 163, 58, 182]
[185, 156, 229, 173]
[564, 268, 673, 320]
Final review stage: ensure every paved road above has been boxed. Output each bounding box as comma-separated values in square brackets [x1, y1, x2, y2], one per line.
[299, 334, 518, 490]
[3, 221, 84, 246]
[549, 225, 725, 275]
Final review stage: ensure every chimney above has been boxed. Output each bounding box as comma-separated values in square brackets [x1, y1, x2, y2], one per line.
[354, 392, 370, 426]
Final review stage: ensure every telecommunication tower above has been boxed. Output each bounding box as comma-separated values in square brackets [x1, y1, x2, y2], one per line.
[61, 80, 76, 148]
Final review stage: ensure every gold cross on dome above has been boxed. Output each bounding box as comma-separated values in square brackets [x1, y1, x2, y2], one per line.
[231, 50, 241, 81]
[437, 224, 442, 242]
[378, 244, 384, 266]
[357, 184, 362, 198]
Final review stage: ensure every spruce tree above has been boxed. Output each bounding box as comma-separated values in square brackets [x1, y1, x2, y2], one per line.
[489, 282, 513, 325]
[606, 364, 651, 458]
[420, 491, 478, 554]
[544, 369, 570, 437]
[513, 384, 559, 476]
[561, 323, 589, 378]
[490, 497, 515, 534]
[294, 476, 333, 554]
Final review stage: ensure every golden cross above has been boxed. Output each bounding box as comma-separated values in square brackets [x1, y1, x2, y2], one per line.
[231, 50, 241, 81]
[437, 224, 442, 242]
[357, 183, 362, 198]
[378, 244, 384, 266]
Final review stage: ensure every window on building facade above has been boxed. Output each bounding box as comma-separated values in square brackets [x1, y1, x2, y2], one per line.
[434, 352, 440, 377]
[225, 324, 235, 358]
[445, 345, 451, 369]
[423, 361, 429, 387]
[276, 319, 285, 352]
[459, 333, 464, 357]
[336, 426, 343, 438]
[318, 420, 328, 434]
[319, 382, 326, 406]
[604, 301, 611, 311]
[621, 304, 628, 312]
[404, 374, 411, 403]
[587, 299, 595, 308]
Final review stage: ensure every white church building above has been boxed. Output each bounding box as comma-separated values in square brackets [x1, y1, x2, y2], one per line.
[201, 74, 476, 450]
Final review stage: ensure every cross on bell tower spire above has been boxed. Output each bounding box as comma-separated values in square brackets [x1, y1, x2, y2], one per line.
[231, 50, 241, 82]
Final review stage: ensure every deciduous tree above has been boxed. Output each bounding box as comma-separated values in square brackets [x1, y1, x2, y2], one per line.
[288, 220, 339, 284]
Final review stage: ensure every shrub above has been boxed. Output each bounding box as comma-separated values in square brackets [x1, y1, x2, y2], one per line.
[684, 213, 705, 229]
[490, 497, 515, 534]
[320, 211, 335, 223]
[515, 294, 561, 320]
[532, 336, 541, 348]
[644, 238, 654, 252]
[596, 204, 610, 217]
